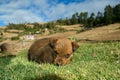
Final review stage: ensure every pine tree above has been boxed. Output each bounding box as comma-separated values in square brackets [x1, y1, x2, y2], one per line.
[113, 4, 120, 22]
[71, 12, 78, 25]
[78, 12, 84, 24]
[95, 11, 104, 26]
[88, 12, 95, 27]
[104, 5, 113, 24]
[75, 12, 79, 23]
[65, 17, 71, 25]
[83, 12, 88, 27]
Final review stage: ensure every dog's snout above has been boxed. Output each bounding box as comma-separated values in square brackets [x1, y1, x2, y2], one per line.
[56, 59, 62, 66]
[58, 58, 61, 62]
[56, 63, 61, 66]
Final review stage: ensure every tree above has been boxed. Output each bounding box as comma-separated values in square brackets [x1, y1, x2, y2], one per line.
[78, 12, 84, 24]
[45, 22, 55, 29]
[75, 12, 79, 24]
[88, 12, 95, 27]
[65, 17, 71, 25]
[104, 5, 113, 24]
[71, 12, 78, 25]
[113, 4, 120, 22]
[56, 18, 63, 25]
[83, 12, 88, 27]
[95, 11, 104, 26]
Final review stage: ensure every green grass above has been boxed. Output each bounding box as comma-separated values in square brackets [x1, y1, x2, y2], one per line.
[0, 42, 120, 80]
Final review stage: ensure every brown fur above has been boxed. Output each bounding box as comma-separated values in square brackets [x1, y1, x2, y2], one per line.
[28, 37, 79, 66]
[0, 43, 12, 53]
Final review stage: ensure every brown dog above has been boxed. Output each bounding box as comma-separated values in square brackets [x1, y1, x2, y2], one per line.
[28, 37, 79, 66]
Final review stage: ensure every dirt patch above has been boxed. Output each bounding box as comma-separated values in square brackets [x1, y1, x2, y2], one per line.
[2, 32, 18, 38]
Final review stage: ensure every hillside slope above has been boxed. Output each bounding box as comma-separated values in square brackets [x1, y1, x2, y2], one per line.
[75, 23, 120, 41]
[0, 23, 120, 54]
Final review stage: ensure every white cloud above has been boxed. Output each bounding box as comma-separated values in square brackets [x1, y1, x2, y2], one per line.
[44, 0, 120, 20]
[0, 0, 119, 25]
[33, 0, 49, 10]
[0, 0, 44, 24]
[0, 10, 43, 24]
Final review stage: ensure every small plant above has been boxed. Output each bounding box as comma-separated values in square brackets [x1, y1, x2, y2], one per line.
[76, 28, 86, 33]
[0, 37, 3, 42]
[49, 28, 66, 34]
[11, 36, 20, 40]
[69, 36, 78, 42]
[117, 27, 120, 29]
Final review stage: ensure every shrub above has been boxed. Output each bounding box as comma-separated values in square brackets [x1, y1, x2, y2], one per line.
[11, 36, 20, 40]
[69, 36, 78, 42]
[117, 27, 120, 29]
[0, 37, 3, 42]
[76, 28, 86, 33]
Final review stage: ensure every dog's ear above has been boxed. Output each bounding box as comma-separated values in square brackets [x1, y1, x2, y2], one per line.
[49, 39, 58, 48]
[72, 42, 79, 52]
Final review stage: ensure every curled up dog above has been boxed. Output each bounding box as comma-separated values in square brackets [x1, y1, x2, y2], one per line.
[28, 37, 79, 66]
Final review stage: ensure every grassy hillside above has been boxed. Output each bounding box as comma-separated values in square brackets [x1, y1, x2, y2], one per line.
[0, 42, 120, 80]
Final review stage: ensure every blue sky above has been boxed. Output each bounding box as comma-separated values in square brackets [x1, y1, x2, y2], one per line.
[0, 0, 119, 26]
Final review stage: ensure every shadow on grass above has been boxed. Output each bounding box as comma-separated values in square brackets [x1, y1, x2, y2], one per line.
[0, 55, 16, 66]
[24, 74, 65, 80]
